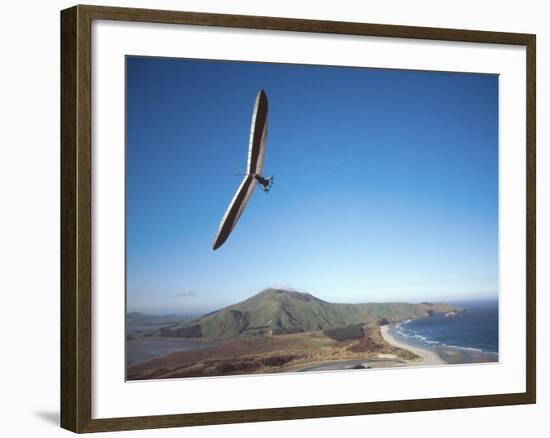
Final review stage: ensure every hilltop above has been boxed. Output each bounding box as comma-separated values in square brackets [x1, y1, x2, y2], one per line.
[155, 288, 462, 339]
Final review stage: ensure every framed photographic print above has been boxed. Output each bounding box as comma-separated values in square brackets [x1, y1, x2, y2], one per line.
[60, 4, 536, 433]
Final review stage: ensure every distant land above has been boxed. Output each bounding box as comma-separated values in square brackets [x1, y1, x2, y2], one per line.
[126, 289, 473, 379]
[127, 312, 183, 322]
[126, 312, 191, 339]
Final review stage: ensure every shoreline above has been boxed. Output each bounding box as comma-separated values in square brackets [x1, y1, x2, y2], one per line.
[128, 320, 497, 379]
[380, 324, 446, 366]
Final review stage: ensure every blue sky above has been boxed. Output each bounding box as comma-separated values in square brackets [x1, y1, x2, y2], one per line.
[126, 56, 498, 315]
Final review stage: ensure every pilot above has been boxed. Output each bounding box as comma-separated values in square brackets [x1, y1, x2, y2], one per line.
[254, 175, 273, 192]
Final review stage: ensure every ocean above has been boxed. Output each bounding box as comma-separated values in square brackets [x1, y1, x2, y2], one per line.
[391, 300, 499, 357]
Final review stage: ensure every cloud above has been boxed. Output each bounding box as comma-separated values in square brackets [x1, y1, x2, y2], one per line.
[270, 284, 299, 292]
[171, 291, 199, 299]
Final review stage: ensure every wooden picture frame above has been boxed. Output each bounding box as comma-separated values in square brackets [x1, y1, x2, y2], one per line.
[61, 4, 536, 433]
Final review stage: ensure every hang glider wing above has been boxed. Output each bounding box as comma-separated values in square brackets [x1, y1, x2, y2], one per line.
[212, 175, 258, 250]
[247, 89, 268, 176]
[212, 90, 268, 250]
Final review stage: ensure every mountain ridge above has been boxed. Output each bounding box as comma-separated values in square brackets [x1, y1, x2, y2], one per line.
[155, 288, 463, 339]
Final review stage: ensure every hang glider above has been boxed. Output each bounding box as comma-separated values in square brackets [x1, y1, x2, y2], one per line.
[212, 89, 273, 250]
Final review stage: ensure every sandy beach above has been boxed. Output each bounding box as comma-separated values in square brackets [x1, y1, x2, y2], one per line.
[380, 325, 446, 366]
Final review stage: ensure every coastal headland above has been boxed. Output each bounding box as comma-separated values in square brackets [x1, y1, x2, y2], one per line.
[126, 288, 492, 380]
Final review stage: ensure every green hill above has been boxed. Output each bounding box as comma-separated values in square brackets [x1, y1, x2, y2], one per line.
[155, 288, 462, 339]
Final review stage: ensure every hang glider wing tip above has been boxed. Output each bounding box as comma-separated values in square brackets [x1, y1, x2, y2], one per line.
[212, 221, 230, 251]
[212, 233, 223, 250]
[212, 225, 230, 251]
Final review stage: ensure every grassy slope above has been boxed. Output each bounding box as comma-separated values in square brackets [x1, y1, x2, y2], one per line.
[156, 288, 462, 339]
